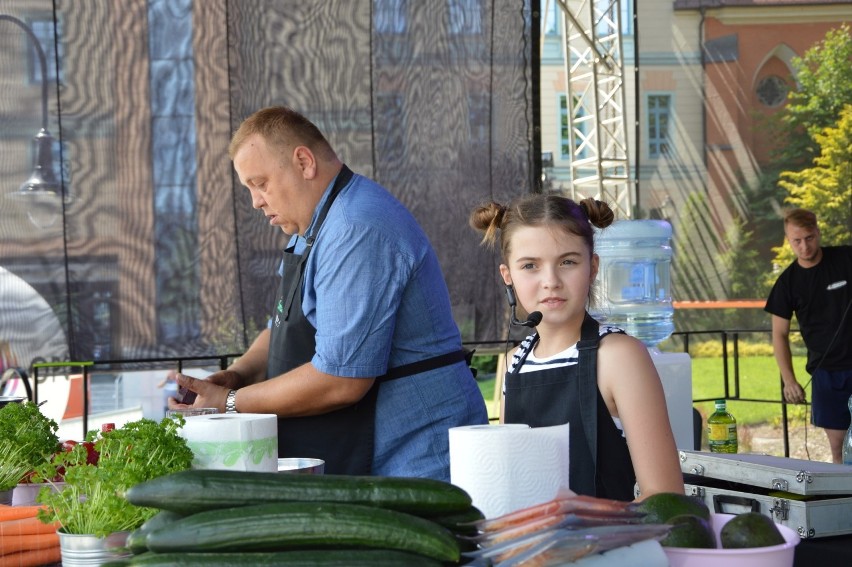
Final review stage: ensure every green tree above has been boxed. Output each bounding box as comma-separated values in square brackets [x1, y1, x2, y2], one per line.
[671, 192, 771, 332]
[773, 25, 852, 168]
[772, 103, 852, 272]
[719, 216, 772, 299]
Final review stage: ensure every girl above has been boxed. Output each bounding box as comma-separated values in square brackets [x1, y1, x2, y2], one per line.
[470, 194, 683, 501]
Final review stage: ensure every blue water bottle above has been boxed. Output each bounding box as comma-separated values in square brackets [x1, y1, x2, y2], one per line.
[590, 220, 675, 347]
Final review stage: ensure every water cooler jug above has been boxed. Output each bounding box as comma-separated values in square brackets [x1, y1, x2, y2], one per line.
[590, 220, 694, 450]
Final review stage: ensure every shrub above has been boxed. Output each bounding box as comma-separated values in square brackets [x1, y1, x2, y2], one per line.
[738, 343, 775, 357]
[691, 341, 722, 358]
[689, 340, 776, 358]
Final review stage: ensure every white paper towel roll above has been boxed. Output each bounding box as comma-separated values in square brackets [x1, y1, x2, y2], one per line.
[449, 423, 570, 519]
[178, 413, 278, 472]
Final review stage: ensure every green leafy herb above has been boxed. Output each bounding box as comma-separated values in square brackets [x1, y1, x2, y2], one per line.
[0, 401, 59, 491]
[35, 416, 194, 537]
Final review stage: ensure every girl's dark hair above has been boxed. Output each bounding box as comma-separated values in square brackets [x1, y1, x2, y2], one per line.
[469, 193, 615, 260]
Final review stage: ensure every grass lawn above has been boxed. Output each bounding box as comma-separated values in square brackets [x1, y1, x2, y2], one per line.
[690, 355, 810, 426]
[474, 355, 811, 426]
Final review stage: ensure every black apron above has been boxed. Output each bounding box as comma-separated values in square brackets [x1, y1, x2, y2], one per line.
[266, 166, 378, 475]
[503, 313, 636, 501]
[266, 166, 468, 475]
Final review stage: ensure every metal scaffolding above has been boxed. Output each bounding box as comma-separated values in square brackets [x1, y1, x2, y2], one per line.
[553, 0, 632, 218]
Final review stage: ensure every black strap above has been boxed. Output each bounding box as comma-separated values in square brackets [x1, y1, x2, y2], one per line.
[282, 166, 354, 316]
[304, 165, 354, 249]
[576, 313, 601, 472]
[378, 349, 468, 382]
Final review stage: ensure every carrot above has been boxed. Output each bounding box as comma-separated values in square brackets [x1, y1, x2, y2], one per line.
[477, 496, 635, 533]
[0, 505, 44, 522]
[0, 546, 61, 567]
[0, 516, 60, 537]
[0, 532, 59, 555]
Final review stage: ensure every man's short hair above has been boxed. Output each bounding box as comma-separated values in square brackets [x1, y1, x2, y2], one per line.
[228, 106, 335, 161]
[783, 208, 818, 230]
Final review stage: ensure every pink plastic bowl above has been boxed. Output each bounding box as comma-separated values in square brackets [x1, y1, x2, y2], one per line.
[664, 513, 800, 567]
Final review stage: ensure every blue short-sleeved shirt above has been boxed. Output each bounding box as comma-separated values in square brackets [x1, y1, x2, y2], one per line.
[276, 171, 488, 480]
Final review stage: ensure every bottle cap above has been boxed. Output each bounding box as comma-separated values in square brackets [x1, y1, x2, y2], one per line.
[715, 399, 726, 408]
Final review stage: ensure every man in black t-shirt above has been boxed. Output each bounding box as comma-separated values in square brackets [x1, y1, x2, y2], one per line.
[765, 208, 852, 463]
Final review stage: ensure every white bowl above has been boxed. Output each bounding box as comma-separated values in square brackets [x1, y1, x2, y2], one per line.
[12, 481, 66, 506]
[277, 457, 325, 474]
[0, 396, 26, 408]
[664, 513, 800, 567]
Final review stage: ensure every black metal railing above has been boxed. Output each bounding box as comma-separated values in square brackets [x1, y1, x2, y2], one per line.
[30, 331, 801, 457]
[668, 328, 799, 457]
[32, 355, 241, 438]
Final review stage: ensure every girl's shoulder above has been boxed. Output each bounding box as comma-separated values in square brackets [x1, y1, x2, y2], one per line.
[595, 324, 634, 357]
[598, 328, 652, 359]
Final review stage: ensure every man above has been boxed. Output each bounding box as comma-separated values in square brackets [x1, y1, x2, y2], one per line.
[172, 106, 488, 479]
[765, 208, 852, 463]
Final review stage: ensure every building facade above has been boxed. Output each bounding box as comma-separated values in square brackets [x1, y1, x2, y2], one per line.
[539, 0, 851, 300]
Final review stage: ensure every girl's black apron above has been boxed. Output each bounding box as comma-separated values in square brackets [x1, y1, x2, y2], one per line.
[265, 166, 468, 475]
[503, 313, 636, 501]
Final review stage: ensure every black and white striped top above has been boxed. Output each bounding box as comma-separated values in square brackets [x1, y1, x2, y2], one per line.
[506, 324, 624, 375]
[504, 324, 627, 436]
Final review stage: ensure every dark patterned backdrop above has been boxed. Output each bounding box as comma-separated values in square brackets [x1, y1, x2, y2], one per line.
[0, 0, 532, 371]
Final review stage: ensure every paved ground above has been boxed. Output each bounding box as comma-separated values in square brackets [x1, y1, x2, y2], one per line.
[739, 422, 834, 463]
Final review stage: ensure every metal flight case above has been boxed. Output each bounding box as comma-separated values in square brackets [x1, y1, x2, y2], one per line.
[679, 450, 852, 539]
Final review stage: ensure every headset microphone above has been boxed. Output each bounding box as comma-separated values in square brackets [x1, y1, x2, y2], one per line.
[514, 310, 543, 327]
[505, 285, 543, 328]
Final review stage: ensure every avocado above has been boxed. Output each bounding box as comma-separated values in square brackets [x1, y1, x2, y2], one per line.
[720, 512, 786, 549]
[632, 492, 711, 524]
[661, 513, 717, 548]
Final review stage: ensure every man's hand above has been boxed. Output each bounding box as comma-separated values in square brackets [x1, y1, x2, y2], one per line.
[168, 373, 231, 413]
[782, 380, 806, 404]
[205, 369, 244, 389]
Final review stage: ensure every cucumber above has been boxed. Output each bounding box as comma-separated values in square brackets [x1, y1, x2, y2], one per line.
[122, 549, 442, 566]
[126, 469, 471, 516]
[430, 505, 485, 534]
[125, 530, 148, 555]
[145, 501, 460, 562]
[127, 510, 184, 554]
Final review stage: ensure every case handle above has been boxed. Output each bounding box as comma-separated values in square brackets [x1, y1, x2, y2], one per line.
[712, 494, 761, 514]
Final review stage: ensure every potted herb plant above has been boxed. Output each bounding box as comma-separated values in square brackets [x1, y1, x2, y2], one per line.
[34, 416, 194, 564]
[0, 400, 59, 504]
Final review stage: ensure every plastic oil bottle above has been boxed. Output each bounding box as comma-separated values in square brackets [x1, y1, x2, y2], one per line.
[707, 399, 738, 453]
